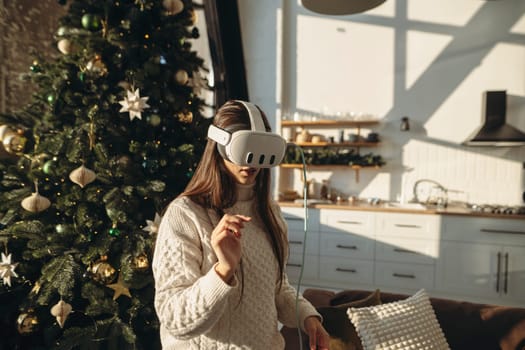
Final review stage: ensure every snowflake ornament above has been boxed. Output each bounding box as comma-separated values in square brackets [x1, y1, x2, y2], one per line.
[144, 213, 161, 235]
[0, 252, 19, 287]
[119, 88, 150, 121]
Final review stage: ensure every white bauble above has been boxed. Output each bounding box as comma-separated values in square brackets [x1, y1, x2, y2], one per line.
[163, 0, 184, 15]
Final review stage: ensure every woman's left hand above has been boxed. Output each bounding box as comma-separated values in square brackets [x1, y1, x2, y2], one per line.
[304, 316, 330, 350]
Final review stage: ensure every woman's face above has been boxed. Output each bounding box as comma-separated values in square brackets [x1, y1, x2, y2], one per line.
[223, 159, 260, 185]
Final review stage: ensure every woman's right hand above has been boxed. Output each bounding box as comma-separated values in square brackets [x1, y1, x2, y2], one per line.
[211, 214, 251, 284]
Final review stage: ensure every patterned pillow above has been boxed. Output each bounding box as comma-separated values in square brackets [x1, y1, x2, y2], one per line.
[347, 289, 450, 350]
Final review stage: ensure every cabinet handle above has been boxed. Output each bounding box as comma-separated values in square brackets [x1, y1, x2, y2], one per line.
[393, 248, 418, 254]
[287, 263, 302, 268]
[336, 220, 363, 225]
[289, 240, 303, 245]
[504, 252, 509, 294]
[392, 273, 416, 279]
[336, 267, 356, 273]
[496, 252, 501, 293]
[394, 224, 421, 228]
[481, 228, 525, 235]
[336, 244, 357, 250]
[285, 217, 303, 222]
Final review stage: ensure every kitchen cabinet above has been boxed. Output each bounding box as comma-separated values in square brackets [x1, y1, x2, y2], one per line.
[319, 209, 375, 286]
[374, 212, 440, 290]
[281, 206, 320, 284]
[435, 216, 525, 304]
[281, 204, 525, 306]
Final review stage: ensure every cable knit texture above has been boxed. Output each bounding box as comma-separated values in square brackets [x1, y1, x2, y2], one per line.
[152, 183, 319, 349]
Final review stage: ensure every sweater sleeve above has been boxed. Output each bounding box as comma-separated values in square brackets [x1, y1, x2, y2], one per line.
[152, 200, 238, 339]
[272, 202, 321, 331]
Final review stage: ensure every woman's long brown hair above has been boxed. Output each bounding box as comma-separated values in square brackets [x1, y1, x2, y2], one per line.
[180, 100, 287, 290]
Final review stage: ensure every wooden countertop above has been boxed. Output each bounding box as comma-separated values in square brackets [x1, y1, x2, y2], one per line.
[278, 201, 525, 220]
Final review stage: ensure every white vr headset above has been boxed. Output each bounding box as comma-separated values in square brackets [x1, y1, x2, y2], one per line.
[207, 101, 287, 168]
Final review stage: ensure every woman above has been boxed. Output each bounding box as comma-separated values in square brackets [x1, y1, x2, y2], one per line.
[152, 100, 329, 349]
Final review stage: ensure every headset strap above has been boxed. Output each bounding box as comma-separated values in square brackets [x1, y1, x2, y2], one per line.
[236, 100, 266, 132]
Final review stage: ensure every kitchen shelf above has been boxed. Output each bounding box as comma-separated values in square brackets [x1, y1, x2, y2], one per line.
[280, 163, 382, 182]
[281, 120, 380, 128]
[293, 141, 380, 147]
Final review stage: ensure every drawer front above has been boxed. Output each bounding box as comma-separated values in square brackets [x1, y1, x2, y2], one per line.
[288, 230, 319, 255]
[375, 262, 435, 290]
[320, 210, 374, 237]
[376, 213, 440, 239]
[375, 237, 438, 265]
[281, 206, 320, 232]
[286, 253, 319, 281]
[321, 232, 375, 259]
[319, 256, 374, 285]
[443, 216, 525, 244]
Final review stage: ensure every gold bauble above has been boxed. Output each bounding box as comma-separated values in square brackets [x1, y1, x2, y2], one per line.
[189, 8, 198, 25]
[88, 257, 117, 284]
[175, 69, 189, 85]
[0, 124, 14, 141]
[21, 192, 51, 213]
[2, 132, 27, 154]
[17, 310, 39, 335]
[86, 55, 108, 76]
[69, 165, 96, 188]
[132, 253, 150, 271]
[178, 110, 193, 124]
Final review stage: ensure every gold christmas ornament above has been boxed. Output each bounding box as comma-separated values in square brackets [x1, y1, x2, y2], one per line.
[2, 132, 27, 154]
[132, 253, 150, 271]
[0, 124, 13, 141]
[189, 8, 198, 25]
[178, 110, 193, 124]
[175, 69, 189, 85]
[51, 300, 72, 328]
[107, 272, 131, 300]
[86, 55, 108, 76]
[17, 310, 39, 335]
[57, 38, 73, 55]
[69, 165, 96, 188]
[163, 0, 184, 15]
[21, 192, 51, 213]
[88, 256, 117, 284]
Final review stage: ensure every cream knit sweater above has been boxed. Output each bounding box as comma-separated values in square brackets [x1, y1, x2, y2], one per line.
[152, 183, 319, 349]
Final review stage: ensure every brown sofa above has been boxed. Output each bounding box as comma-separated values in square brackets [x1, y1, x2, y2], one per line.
[281, 288, 525, 350]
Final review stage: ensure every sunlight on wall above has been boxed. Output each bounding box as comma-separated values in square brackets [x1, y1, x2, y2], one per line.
[401, 140, 524, 204]
[425, 42, 525, 144]
[408, 0, 482, 26]
[406, 31, 452, 89]
[510, 13, 525, 34]
[296, 15, 394, 117]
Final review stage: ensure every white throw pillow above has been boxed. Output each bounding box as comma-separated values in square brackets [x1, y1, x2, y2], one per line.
[347, 289, 450, 350]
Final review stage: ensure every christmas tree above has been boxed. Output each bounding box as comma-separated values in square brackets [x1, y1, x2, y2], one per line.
[0, 0, 211, 348]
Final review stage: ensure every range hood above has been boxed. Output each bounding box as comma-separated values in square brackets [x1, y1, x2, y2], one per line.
[463, 90, 525, 146]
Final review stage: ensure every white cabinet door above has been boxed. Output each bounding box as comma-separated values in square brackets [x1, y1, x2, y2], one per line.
[436, 241, 500, 299]
[502, 245, 525, 303]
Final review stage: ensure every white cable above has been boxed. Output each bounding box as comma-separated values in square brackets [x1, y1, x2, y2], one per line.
[287, 143, 308, 350]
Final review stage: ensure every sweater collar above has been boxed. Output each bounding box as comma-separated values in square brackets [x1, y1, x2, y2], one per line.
[237, 183, 255, 201]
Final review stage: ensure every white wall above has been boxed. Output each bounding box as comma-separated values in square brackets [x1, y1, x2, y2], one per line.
[239, 0, 525, 206]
